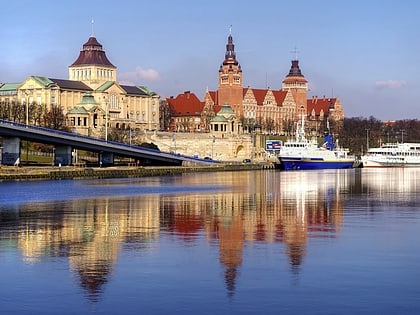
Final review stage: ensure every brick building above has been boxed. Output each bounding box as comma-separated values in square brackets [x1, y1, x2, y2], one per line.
[167, 31, 345, 136]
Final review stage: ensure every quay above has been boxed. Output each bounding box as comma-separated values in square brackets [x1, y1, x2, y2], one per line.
[0, 163, 276, 182]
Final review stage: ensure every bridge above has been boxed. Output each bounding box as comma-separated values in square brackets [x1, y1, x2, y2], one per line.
[0, 119, 217, 167]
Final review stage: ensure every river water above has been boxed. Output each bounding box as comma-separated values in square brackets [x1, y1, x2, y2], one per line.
[0, 168, 419, 315]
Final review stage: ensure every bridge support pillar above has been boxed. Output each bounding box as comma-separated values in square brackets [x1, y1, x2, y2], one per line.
[1, 137, 21, 166]
[55, 145, 72, 166]
[99, 152, 114, 166]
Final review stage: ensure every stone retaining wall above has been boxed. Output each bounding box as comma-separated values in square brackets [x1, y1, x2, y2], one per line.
[0, 163, 276, 182]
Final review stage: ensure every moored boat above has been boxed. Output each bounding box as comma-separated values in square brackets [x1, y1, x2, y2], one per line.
[277, 117, 356, 170]
[361, 143, 420, 167]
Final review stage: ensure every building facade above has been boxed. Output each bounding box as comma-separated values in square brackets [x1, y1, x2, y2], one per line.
[196, 32, 345, 136]
[0, 34, 159, 138]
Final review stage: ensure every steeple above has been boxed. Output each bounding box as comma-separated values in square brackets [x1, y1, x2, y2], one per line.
[218, 28, 243, 117]
[220, 28, 242, 71]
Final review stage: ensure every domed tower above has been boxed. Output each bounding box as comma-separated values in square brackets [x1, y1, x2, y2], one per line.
[282, 57, 308, 119]
[218, 30, 243, 117]
[69, 35, 116, 89]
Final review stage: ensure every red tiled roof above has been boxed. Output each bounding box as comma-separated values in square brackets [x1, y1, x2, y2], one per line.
[208, 91, 217, 104]
[273, 90, 287, 105]
[243, 87, 248, 98]
[251, 88, 268, 105]
[167, 91, 204, 116]
[307, 96, 336, 115]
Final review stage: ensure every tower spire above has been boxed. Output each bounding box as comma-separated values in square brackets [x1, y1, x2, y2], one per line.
[223, 29, 239, 66]
[91, 18, 94, 37]
[218, 30, 243, 116]
[291, 46, 299, 61]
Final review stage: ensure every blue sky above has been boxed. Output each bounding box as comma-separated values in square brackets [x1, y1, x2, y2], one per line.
[1, 0, 419, 120]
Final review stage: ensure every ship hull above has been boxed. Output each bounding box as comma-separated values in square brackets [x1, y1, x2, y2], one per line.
[362, 158, 420, 168]
[279, 157, 355, 170]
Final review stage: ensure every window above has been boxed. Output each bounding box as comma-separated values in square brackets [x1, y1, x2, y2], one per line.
[109, 94, 118, 110]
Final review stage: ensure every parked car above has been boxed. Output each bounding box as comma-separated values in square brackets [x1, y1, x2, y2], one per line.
[242, 158, 252, 163]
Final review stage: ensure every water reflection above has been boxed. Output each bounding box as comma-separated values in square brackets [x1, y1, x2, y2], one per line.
[0, 168, 419, 303]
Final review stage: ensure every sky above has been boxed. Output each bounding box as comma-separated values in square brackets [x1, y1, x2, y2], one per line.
[1, 0, 419, 120]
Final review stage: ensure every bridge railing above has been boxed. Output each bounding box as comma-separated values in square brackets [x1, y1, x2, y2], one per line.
[0, 118, 162, 153]
[0, 118, 219, 163]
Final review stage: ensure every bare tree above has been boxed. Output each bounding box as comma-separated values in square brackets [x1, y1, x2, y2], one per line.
[159, 99, 172, 131]
[43, 105, 68, 130]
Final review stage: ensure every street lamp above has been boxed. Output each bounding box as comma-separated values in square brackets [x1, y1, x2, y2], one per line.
[25, 90, 30, 126]
[104, 98, 109, 142]
[365, 129, 369, 153]
[211, 135, 215, 159]
[172, 133, 176, 153]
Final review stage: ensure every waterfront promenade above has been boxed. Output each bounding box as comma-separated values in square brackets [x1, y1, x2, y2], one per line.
[0, 162, 275, 181]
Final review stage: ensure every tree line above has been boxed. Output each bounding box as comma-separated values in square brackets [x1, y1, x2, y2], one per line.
[337, 116, 420, 156]
[0, 101, 68, 130]
[1, 101, 419, 156]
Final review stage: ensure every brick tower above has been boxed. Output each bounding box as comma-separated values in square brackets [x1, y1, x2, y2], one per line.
[217, 30, 243, 117]
[282, 58, 308, 119]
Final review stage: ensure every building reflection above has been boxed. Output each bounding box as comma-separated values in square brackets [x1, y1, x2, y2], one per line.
[1, 169, 390, 301]
[9, 196, 160, 301]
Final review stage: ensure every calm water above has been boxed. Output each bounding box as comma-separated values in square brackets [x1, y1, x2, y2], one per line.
[0, 168, 419, 315]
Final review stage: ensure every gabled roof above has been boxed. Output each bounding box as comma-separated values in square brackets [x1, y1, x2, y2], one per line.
[32, 76, 54, 87]
[49, 78, 92, 91]
[0, 82, 20, 91]
[166, 91, 204, 117]
[121, 85, 149, 96]
[137, 86, 157, 96]
[307, 96, 336, 116]
[207, 90, 217, 104]
[19, 76, 92, 91]
[273, 90, 287, 105]
[250, 88, 268, 105]
[96, 81, 115, 92]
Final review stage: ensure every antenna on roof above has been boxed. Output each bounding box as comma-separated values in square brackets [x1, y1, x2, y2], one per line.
[291, 46, 299, 60]
[91, 18, 95, 37]
[229, 24, 232, 35]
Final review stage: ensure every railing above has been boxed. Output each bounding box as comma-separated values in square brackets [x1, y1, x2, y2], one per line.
[0, 118, 220, 164]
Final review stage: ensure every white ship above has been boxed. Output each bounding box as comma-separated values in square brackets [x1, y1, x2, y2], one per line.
[361, 143, 420, 167]
[277, 116, 356, 170]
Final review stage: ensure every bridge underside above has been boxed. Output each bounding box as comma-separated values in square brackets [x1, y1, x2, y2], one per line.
[0, 136, 183, 167]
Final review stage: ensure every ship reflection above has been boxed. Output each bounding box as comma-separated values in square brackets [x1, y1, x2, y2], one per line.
[0, 169, 388, 301]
